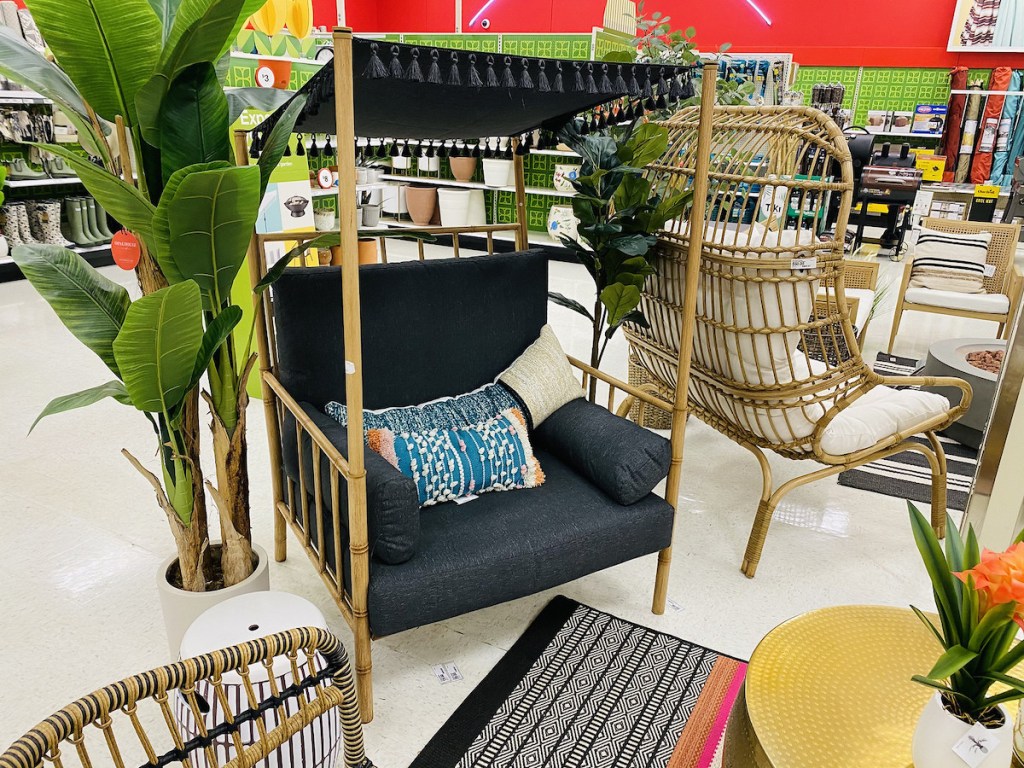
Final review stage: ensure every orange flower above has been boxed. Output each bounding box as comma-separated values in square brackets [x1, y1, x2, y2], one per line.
[956, 542, 1024, 629]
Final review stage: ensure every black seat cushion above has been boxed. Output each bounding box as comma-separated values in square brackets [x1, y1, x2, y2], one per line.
[272, 251, 549, 410]
[533, 399, 672, 505]
[366, 448, 675, 637]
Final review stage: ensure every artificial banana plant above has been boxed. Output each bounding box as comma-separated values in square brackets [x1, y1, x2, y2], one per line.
[1, 0, 305, 590]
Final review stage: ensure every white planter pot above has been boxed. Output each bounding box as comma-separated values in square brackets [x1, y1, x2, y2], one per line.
[438, 188, 472, 227]
[912, 693, 1012, 768]
[392, 155, 411, 170]
[157, 544, 270, 658]
[366, 166, 385, 183]
[418, 155, 440, 172]
[553, 163, 581, 193]
[355, 167, 368, 185]
[467, 189, 487, 226]
[382, 183, 408, 215]
[547, 204, 579, 243]
[0, 235, 8, 261]
[313, 210, 336, 231]
[482, 158, 513, 188]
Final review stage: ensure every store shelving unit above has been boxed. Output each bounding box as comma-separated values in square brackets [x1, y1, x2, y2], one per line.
[0, 242, 112, 283]
[5, 175, 84, 188]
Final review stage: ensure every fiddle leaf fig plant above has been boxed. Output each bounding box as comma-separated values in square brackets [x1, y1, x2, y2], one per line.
[552, 118, 691, 374]
[4, 0, 305, 593]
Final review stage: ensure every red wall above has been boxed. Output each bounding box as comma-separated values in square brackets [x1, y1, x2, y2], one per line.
[345, 0, 1024, 68]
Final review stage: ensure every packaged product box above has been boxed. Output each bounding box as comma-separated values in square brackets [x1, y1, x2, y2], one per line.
[915, 154, 946, 181]
[890, 111, 914, 135]
[912, 104, 948, 135]
[866, 110, 889, 133]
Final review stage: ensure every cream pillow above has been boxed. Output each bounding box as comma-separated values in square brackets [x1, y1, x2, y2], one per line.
[498, 325, 584, 426]
[909, 227, 992, 294]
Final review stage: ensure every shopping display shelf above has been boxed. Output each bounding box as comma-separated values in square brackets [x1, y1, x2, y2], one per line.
[379, 173, 576, 197]
[0, 243, 112, 283]
[5, 176, 84, 188]
[367, 217, 571, 256]
[0, 89, 50, 104]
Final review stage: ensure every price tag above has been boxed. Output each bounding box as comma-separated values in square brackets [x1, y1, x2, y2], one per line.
[951, 721, 1001, 767]
[345, 360, 356, 375]
[432, 662, 463, 685]
[983, 264, 996, 277]
[255, 66, 276, 88]
[974, 184, 1001, 200]
[453, 494, 478, 505]
[790, 256, 817, 271]
[317, 167, 334, 189]
[666, 598, 684, 613]
[110, 229, 141, 270]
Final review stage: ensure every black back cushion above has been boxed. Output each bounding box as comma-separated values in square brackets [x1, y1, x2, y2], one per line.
[272, 251, 549, 410]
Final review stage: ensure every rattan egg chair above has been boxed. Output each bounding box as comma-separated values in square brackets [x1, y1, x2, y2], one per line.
[0, 628, 373, 768]
[620, 105, 973, 577]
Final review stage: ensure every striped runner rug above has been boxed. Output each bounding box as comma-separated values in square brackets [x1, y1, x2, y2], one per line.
[836, 353, 978, 511]
[411, 597, 746, 768]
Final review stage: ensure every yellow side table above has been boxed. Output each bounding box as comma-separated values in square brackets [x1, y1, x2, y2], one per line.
[723, 605, 1020, 768]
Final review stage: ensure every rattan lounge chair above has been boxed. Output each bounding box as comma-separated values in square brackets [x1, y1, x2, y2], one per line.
[887, 218, 1023, 353]
[621, 105, 973, 577]
[0, 628, 371, 768]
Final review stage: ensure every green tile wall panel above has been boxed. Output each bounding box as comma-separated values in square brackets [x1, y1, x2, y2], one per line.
[854, 68, 950, 123]
[401, 34, 499, 52]
[501, 35, 591, 60]
[593, 29, 634, 61]
[791, 66, 860, 109]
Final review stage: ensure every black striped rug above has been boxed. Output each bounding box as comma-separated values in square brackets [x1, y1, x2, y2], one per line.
[412, 597, 746, 768]
[836, 353, 978, 511]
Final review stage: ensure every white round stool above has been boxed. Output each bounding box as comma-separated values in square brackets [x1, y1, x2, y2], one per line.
[176, 591, 342, 768]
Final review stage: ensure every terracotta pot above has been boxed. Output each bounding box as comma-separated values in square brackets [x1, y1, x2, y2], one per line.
[329, 245, 343, 265]
[406, 184, 438, 226]
[156, 544, 270, 657]
[358, 238, 378, 265]
[449, 156, 478, 182]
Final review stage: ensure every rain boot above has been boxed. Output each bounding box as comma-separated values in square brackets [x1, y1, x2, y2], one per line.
[13, 203, 38, 245]
[94, 200, 115, 239]
[83, 198, 109, 244]
[26, 201, 46, 241]
[34, 200, 72, 246]
[65, 199, 97, 246]
[0, 205, 23, 248]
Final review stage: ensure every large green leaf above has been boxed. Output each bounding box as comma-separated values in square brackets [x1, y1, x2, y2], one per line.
[159, 63, 231, 182]
[11, 244, 130, 376]
[147, 0, 182, 43]
[188, 305, 241, 392]
[601, 283, 642, 328]
[29, 144, 157, 247]
[112, 281, 205, 414]
[161, 0, 262, 80]
[548, 291, 594, 321]
[226, 87, 294, 124]
[30, 381, 131, 433]
[27, 0, 162, 124]
[927, 645, 978, 681]
[156, 164, 261, 309]
[256, 94, 308, 198]
[619, 122, 669, 168]
[0, 29, 109, 161]
[908, 502, 964, 646]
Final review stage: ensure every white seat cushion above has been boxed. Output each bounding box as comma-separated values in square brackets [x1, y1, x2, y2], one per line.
[845, 288, 875, 329]
[904, 287, 1009, 314]
[819, 385, 951, 456]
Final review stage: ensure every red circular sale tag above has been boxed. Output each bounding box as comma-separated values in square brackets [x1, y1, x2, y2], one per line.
[111, 229, 141, 270]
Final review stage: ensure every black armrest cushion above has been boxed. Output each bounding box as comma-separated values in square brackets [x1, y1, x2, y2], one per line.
[533, 398, 671, 505]
[282, 403, 420, 564]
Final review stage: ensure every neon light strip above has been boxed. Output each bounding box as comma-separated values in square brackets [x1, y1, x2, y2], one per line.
[743, 0, 772, 25]
[468, 0, 498, 27]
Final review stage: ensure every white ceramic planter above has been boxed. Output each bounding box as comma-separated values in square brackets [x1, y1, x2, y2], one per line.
[157, 544, 270, 658]
[438, 188, 472, 226]
[392, 155, 412, 170]
[418, 155, 440, 172]
[912, 693, 1012, 768]
[467, 190, 487, 225]
[313, 210, 336, 231]
[553, 163, 581, 193]
[0, 235, 8, 262]
[381, 184, 408, 215]
[547, 204, 579, 243]
[366, 166, 385, 183]
[482, 158, 513, 188]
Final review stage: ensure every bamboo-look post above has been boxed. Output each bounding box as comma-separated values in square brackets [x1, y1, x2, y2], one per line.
[512, 139, 530, 250]
[651, 61, 718, 615]
[232, 130, 289, 564]
[333, 27, 373, 724]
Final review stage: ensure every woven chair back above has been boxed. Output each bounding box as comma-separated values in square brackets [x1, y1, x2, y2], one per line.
[625, 106, 867, 458]
[0, 628, 368, 768]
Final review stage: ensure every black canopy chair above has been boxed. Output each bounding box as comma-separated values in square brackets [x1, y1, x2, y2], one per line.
[238, 29, 701, 722]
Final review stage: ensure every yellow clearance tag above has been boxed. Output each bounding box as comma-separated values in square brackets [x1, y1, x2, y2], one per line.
[974, 184, 1001, 199]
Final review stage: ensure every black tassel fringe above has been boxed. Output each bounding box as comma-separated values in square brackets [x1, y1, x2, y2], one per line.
[405, 48, 423, 81]
[426, 49, 442, 84]
[363, 43, 388, 78]
[519, 59, 533, 89]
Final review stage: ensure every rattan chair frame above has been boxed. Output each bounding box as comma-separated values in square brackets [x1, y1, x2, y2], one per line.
[0, 628, 371, 768]
[621, 98, 971, 577]
[887, 218, 1023, 353]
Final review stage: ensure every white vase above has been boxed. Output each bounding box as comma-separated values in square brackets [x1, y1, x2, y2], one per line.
[0, 234, 8, 261]
[438, 188, 472, 226]
[547, 204, 579, 243]
[467, 189, 487, 225]
[912, 693, 1013, 768]
[482, 158, 513, 188]
[156, 544, 270, 658]
[553, 163, 581, 193]
[313, 210, 336, 231]
[418, 155, 440, 173]
[392, 155, 411, 170]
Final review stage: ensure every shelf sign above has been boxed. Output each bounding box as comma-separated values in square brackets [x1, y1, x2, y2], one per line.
[111, 230, 141, 270]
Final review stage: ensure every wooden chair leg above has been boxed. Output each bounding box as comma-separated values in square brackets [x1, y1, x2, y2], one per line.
[354, 616, 373, 723]
[741, 497, 778, 579]
[652, 547, 672, 614]
[924, 431, 948, 540]
[886, 302, 905, 354]
[274, 506, 288, 562]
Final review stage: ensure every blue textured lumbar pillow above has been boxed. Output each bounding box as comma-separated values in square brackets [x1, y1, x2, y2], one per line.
[367, 408, 545, 507]
[325, 382, 520, 434]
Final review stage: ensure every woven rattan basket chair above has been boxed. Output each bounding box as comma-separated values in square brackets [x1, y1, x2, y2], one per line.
[621, 105, 972, 577]
[0, 628, 373, 768]
[887, 217, 1023, 353]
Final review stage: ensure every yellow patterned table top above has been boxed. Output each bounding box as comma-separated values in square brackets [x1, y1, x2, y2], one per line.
[731, 605, 1021, 768]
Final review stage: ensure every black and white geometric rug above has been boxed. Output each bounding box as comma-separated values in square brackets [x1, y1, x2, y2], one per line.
[411, 597, 746, 768]
[836, 353, 978, 512]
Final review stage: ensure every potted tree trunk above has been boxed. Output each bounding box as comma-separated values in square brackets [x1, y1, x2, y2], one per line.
[1, 0, 304, 654]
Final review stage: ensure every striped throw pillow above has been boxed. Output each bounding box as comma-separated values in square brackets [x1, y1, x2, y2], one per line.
[909, 227, 992, 294]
